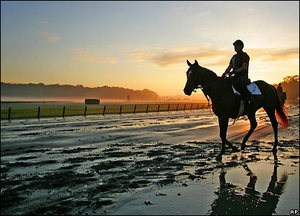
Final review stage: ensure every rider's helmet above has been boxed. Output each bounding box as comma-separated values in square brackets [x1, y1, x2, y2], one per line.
[233, 40, 244, 49]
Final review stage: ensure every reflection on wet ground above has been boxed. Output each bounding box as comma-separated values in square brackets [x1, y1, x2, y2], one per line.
[110, 141, 299, 215]
[211, 158, 288, 215]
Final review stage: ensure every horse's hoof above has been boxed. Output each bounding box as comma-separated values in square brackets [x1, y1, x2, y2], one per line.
[241, 144, 246, 150]
[216, 154, 223, 161]
[232, 146, 239, 152]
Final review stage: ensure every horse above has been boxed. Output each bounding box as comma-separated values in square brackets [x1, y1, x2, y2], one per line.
[183, 59, 289, 160]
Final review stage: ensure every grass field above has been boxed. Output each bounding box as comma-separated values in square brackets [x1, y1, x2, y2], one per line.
[1, 103, 208, 120]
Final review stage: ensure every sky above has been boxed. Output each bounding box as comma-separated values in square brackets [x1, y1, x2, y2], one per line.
[1, 1, 299, 97]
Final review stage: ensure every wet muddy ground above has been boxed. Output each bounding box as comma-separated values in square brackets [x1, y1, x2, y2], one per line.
[1, 105, 299, 215]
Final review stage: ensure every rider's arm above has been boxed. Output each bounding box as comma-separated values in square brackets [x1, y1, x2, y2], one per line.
[224, 64, 232, 74]
[222, 64, 232, 78]
[222, 58, 233, 77]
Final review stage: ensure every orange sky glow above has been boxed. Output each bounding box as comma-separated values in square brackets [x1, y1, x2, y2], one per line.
[1, 1, 299, 99]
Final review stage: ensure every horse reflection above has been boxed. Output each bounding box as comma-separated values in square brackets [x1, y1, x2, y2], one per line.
[210, 159, 288, 215]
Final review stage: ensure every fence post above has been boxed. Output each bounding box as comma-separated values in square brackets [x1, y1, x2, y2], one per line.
[146, 105, 149, 113]
[84, 106, 87, 117]
[62, 106, 66, 118]
[103, 105, 106, 115]
[8, 107, 11, 121]
[176, 104, 179, 111]
[119, 105, 123, 115]
[167, 104, 170, 112]
[37, 107, 41, 119]
[157, 104, 160, 112]
[133, 105, 137, 114]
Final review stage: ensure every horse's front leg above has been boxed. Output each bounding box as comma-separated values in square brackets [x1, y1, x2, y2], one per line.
[218, 116, 228, 156]
[217, 116, 238, 160]
[216, 117, 229, 160]
[216, 116, 228, 161]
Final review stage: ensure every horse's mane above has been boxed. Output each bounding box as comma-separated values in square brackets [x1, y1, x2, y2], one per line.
[200, 66, 219, 79]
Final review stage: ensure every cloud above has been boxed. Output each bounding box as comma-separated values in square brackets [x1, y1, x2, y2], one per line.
[39, 31, 61, 43]
[129, 45, 299, 67]
[69, 49, 117, 64]
[129, 45, 231, 67]
[249, 48, 299, 61]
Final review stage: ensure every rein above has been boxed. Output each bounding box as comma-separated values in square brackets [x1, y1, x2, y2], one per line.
[193, 85, 217, 124]
[194, 78, 218, 106]
[195, 85, 211, 107]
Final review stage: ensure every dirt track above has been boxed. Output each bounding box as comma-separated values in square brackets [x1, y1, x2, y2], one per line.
[1, 105, 299, 215]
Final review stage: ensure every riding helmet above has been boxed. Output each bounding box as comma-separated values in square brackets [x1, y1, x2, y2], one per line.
[233, 40, 244, 48]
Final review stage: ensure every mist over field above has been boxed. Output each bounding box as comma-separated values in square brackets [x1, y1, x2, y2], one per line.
[1, 75, 298, 103]
[1, 82, 160, 102]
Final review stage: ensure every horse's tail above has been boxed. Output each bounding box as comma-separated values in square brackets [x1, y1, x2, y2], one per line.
[275, 87, 289, 129]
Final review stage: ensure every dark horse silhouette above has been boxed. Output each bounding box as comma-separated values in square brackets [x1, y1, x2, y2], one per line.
[210, 159, 288, 215]
[183, 60, 289, 160]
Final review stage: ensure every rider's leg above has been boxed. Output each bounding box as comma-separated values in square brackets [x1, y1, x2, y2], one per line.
[242, 87, 254, 103]
[233, 75, 254, 103]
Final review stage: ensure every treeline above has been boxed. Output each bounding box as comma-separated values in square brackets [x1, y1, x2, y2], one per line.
[1, 82, 160, 101]
[273, 75, 299, 100]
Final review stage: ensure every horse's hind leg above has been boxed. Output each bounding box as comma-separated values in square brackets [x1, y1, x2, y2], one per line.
[225, 140, 239, 152]
[266, 110, 278, 152]
[241, 112, 257, 150]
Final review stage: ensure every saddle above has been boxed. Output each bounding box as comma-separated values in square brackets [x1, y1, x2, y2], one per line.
[232, 82, 262, 118]
[232, 82, 262, 96]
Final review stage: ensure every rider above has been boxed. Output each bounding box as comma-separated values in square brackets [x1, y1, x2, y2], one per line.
[277, 83, 283, 95]
[276, 83, 284, 105]
[222, 39, 254, 103]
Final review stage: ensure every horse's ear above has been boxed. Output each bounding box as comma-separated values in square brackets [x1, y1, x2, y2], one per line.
[187, 60, 192, 66]
[195, 59, 199, 65]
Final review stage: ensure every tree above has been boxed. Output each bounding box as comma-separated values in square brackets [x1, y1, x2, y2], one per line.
[274, 75, 299, 100]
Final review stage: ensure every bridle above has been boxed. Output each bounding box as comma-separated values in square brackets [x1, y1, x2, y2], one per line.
[187, 67, 215, 105]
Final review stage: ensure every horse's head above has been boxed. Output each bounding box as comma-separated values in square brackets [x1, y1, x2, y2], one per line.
[183, 59, 202, 96]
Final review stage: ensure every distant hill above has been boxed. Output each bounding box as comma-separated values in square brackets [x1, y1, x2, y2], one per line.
[1, 82, 160, 102]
